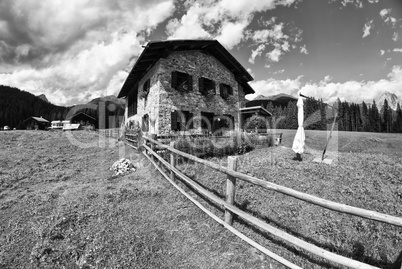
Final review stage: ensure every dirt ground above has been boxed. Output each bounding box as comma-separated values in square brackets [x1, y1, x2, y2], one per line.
[0, 130, 275, 269]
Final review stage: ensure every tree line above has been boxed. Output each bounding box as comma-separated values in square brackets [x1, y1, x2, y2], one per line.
[253, 97, 402, 133]
[0, 85, 71, 129]
[0, 85, 125, 129]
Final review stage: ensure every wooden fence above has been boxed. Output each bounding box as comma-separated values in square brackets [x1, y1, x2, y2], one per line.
[125, 133, 402, 269]
[98, 128, 121, 138]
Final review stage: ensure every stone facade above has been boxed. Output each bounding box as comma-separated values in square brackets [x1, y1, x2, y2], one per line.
[125, 50, 248, 136]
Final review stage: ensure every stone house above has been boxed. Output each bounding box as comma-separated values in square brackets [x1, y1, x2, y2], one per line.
[117, 39, 260, 136]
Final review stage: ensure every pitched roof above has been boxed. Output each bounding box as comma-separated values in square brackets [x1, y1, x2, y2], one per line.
[66, 112, 96, 121]
[30, 117, 49, 123]
[117, 39, 254, 98]
[240, 106, 272, 116]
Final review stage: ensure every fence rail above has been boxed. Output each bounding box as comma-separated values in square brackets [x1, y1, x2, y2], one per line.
[125, 133, 402, 269]
[98, 128, 121, 138]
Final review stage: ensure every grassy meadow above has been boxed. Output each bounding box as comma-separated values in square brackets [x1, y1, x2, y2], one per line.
[176, 129, 402, 268]
[0, 129, 401, 268]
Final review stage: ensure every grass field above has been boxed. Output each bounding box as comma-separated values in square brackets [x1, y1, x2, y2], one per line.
[0, 131, 272, 269]
[1, 129, 401, 268]
[175, 129, 402, 268]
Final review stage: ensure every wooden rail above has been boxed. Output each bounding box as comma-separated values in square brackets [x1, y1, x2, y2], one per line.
[125, 134, 402, 268]
[99, 128, 121, 138]
[144, 136, 402, 227]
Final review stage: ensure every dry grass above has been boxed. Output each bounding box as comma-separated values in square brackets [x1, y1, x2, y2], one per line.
[175, 129, 402, 268]
[0, 130, 274, 269]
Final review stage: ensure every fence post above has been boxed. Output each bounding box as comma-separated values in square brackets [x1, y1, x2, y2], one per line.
[150, 138, 155, 161]
[225, 156, 238, 225]
[170, 141, 175, 181]
[137, 130, 142, 150]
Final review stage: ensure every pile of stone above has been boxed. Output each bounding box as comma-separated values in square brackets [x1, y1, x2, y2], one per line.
[110, 158, 136, 176]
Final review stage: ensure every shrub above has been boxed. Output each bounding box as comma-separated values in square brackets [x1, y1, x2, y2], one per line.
[171, 132, 273, 159]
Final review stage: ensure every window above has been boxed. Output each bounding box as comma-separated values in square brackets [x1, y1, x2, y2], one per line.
[199, 77, 215, 96]
[128, 86, 138, 117]
[171, 110, 193, 131]
[140, 79, 150, 99]
[219, 83, 233, 99]
[222, 114, 235, 130]
[171, 71, 193, 92]
[142, 114, 149, 132]
[201, 112, 214, 132]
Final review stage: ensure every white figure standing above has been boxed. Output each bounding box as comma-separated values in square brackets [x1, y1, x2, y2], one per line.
[292, 90, 306, 161]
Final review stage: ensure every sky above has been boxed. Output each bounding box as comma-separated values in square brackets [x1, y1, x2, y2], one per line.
[0, 0, 402, 106]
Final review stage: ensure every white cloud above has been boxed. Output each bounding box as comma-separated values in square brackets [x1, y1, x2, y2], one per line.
[266, 46, 282, 62]
[216, 19, 250, 49]
[273, 69, 285, 74]
[248, 76, 303, 99]
[166, 0, 297, 50]
[251, 23, 287, 43]
[341, 0, 363, 8]
[380, 50, 385, 55]
[368, 0, 378, 3]
[324, 75, 333, 82]
[393, 32, 399, 42]
[300, 44, 308, 54]
[362, 20, 373, 38]
[380, 8, 390, 18]
[248, 66, 402, 104]
[0, 0, 176, 105]
[379, 8, 398, 28]
[394, 48, 402, 53]
[166, 3, 211, 40]
[249, 44, 266, 64]
[0, 33, 144, 105]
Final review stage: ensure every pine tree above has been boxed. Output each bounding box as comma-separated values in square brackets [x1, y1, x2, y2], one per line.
[382, 99, 392, 133]
[395, 103, 402, 133]
[361, 101, 370, 131]
[370, 100, 381, 132]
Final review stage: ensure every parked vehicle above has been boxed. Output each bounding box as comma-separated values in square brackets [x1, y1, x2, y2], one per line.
[3, 126, 10, 130]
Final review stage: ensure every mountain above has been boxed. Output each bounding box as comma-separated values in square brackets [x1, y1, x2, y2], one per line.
[66, 95, 125, 129]
[37, 94, 49, 103]
[377, 91, 401, 111]
[88, 95, 125, 106]
[248, 93, 297, 108]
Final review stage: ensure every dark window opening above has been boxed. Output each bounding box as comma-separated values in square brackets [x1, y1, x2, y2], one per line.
[199, 77, 215, 96]
[219, 83, 233, 99]
[171, 71, 193, 92]
[128, 86, 138, 117]
[171, 110, 194, 131]
[201, 112, 214, 132]
[140, 79, 150, 99]
[142, 114, 149, 132]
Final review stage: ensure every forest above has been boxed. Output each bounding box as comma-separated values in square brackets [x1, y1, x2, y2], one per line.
[0, 85, 124, 129]
[250, 97, 402, 133]
[0, 85, 71, 129]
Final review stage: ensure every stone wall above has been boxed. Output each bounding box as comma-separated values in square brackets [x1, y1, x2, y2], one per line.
[157, 50, 247, 135]
[125, 61, 161, 134]
[125, 50, 249, 136]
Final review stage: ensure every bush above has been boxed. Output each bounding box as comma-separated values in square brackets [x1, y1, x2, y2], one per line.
[171, 132, 274, 159]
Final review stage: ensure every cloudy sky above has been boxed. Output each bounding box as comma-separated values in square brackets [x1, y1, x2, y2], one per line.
[0, 0, 401, 106]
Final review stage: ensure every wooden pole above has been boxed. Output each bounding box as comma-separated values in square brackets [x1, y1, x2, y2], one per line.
[225, 156, 237, 225]
[170, 141, 175, 181]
